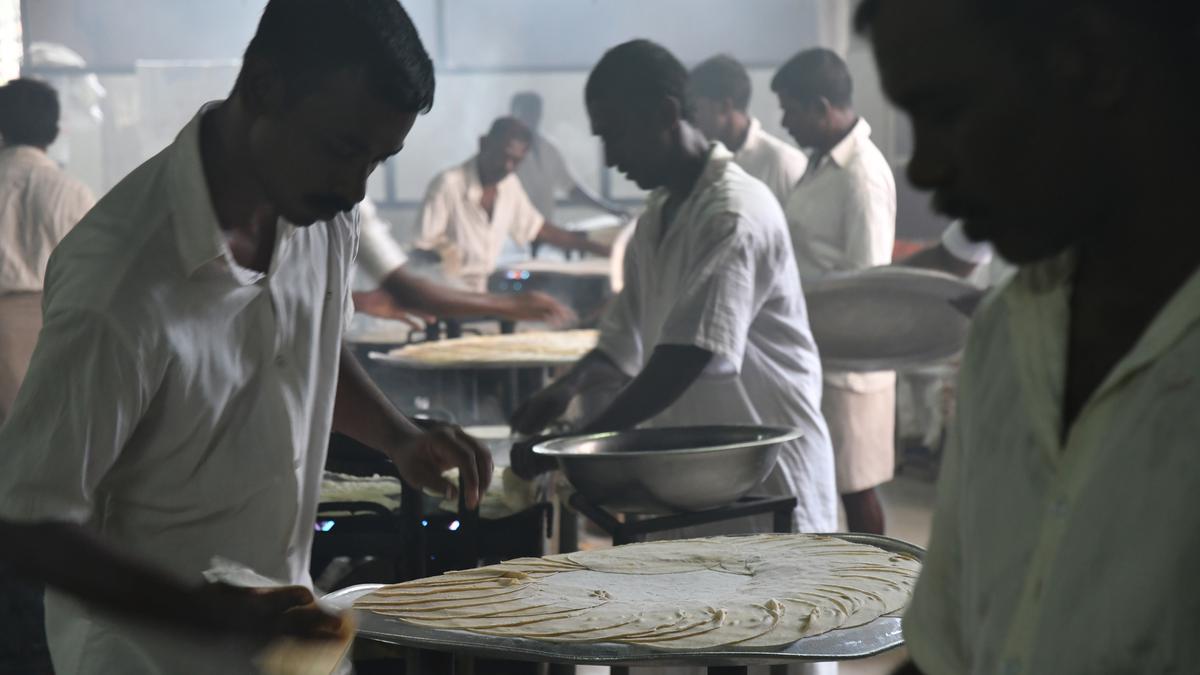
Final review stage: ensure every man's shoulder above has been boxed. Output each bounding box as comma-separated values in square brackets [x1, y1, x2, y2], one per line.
[44, 152, 178, 315]
[754, 128, 808, 164]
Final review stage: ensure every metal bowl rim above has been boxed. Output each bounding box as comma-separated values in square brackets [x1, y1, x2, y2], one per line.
[531, 425, 803, 458]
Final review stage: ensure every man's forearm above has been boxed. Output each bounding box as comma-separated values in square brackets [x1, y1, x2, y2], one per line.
[381, 267, 510, 319]
[536, 223, 612, 258]
[569, 185, 626, 216]
[333, 345, 419, 451]
[580, 345, 712, 434]
[0, 519, 222, 634]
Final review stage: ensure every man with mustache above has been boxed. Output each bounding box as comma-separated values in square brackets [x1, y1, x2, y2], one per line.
[0, 1, 492, 672]
[856, 0, 1200, 672]
[411, 116, 611, 292]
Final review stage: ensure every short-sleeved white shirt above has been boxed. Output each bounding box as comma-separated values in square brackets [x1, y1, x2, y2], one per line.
[0, 106, 358, 674]
[784, 118, 897, 392]
[597, 144, 837, 533]
[731, 117, 809, 207]
[904, 253, 1200, 675]
[0, 145, 95, 293]
[413, 157, 545, 291]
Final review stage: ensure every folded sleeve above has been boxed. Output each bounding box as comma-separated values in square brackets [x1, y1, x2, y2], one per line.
[841, 171, 896, 270]
[356, 199, 409, 285]
[656, 215, 759, 374]
[0, 309, 153, 524]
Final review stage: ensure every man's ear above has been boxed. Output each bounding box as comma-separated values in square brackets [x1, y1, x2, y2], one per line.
[239, 57, 288, 117]
[658, 95, 683, 129]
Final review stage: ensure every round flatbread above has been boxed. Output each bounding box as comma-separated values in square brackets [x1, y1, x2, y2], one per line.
[354, 534, 920, 649]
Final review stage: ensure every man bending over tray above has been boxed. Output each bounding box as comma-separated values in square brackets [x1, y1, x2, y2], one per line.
[510, 40, 838, 539]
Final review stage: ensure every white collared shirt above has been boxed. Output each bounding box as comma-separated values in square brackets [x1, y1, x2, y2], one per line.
[0, 145, 95, 294]
[597, 144, 838, 533]
[784, 118, 897, 392]
[904, 254, 1200, 675]
[413, 157, 545, 291]
[731, 117, 809, 206]
[515, 133, 575, 222]
[0, 106, 358, 674]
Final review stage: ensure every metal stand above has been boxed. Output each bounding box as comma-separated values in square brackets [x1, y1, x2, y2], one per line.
[570, 494, 797, 675]
[569, 494, 797, 546]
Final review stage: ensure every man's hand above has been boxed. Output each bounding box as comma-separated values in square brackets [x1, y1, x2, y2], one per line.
[501, 291, 575, 326]
[510, 381, 576, 435]
[386, 424, 494, 509]
[192, 583, 349, 645]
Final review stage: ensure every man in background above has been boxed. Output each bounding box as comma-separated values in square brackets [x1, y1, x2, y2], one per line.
[510, 91, 627, 224]
[774, 48, 897, 535]
[352, 196, 574, 325]
[689, 54, 808, 206]
[413, 116, 610, 291]
[0, 78, 94, 424]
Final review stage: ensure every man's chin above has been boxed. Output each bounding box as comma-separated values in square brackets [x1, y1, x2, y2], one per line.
[969, 219, 1075, 267]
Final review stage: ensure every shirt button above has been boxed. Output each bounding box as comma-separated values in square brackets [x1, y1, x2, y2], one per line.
[1050, 497, 1068, 517]
[1003, 658, 1022, 675]
[275, 355, 286, 367]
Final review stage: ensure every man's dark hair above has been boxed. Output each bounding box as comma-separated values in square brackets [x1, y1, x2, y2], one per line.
[0, 78, 60, 148]
[485, 117, 533, 147]
[689, 54, 752, 111]
[585, 39, 693, 122]
[770, 48, 853, 108]
[510, 91, 542, 117]
[239, 0, 434, 113]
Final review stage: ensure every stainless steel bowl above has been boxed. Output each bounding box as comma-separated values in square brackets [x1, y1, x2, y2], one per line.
[533, 426, 801, 514]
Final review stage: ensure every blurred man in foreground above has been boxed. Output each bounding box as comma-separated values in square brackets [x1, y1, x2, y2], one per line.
[857, 0, 1200, 672]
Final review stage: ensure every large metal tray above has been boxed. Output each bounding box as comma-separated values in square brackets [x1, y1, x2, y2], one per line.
[322, 533, 922, 666]
[804, 267, 980, 372]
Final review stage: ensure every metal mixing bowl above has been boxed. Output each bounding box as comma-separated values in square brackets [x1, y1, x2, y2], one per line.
[533, 426, 801, 514]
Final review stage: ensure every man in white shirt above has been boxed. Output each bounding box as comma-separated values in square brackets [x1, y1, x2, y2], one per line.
[689, 54, 809, 206]
[412, 117, 611, 291]
[775, 48, 897, 535]
[0, 2, 492, 673]
[857, 0, 1200, 673]
[352, 197, 574, 324]
[0, 78, 94, 424]
[510, 39, 838, 540]
[510, 91, 627, 224]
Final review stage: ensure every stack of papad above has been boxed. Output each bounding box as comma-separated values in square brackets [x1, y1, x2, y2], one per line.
[384, 329, 598, 366]
[354, 534, 921, 649]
